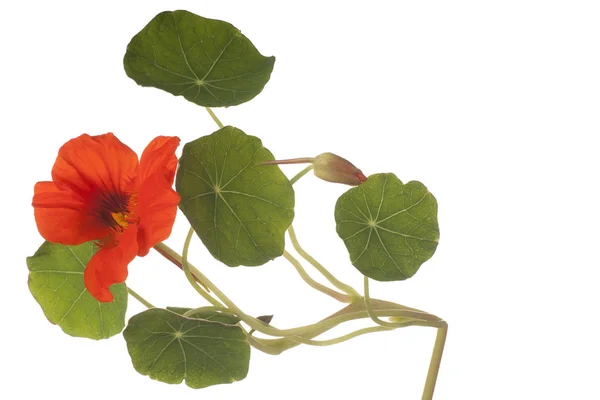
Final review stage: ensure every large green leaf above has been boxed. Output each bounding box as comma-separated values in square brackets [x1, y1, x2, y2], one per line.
[26, 241, 128, 339]
[335, 173, 439, 281]
[124, 10, 275, 107]
[124, 308, 250, 388]
[176, 126, 295, 267]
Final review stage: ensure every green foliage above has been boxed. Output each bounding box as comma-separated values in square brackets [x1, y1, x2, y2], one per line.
[124, 10, 275, 107]
[26, 241, 128, 339]
[335, 173, 439, 281]
[27, 6, 447, 395]
[176, 126, 295, 267]
[123, 308, 250, 388]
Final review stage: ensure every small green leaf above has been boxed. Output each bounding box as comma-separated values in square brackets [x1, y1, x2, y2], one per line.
[166, 307, 241, 324]
[335, 173, 439, 281]
[26, 241, 128, 339]
[124, 10, 275, 107]
[176, 126, 295, 267]
[124, 308, 250, 388]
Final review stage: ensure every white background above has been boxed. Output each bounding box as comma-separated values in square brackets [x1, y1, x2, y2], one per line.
[2, 1, 599, 399]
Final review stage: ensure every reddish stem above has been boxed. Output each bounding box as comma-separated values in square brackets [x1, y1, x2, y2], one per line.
[261, 157, 315, 165]
[153, 244, 210, 292]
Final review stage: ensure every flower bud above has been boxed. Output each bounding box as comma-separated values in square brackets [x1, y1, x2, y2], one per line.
[313, 152, 367, 186]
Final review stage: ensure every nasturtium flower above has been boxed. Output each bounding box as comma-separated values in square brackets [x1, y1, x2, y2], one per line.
[32, 133, 180, 302]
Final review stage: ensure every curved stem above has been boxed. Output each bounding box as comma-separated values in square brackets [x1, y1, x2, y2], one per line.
[422, 324, 448, 400]
[364, 276, 413, 328]
[182, 262, 277, 334]
[283, 250, 351, 303]
[287, 326, 394, 347]
[250, 309, 444, 355]
[249, 300, 445, 351]
[173, 241, 444, 339]
[174, 231, 278, 334]
[242, 328, 283, 355]
[205, 107, 224, 129]
[157, 233, 287, 336]
[153, 242, 210, 291]
[127, 287, 154, 309]
[162, 231, 444, 342]
[164, 238, 426, 340]
[182, 305, 232, 318]
[290, 165, 314, 185]
[181, 228, 223, 308]
[288, 225, 361, 300]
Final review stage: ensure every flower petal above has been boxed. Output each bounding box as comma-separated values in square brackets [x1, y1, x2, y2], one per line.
[84, 225, 139, 302]
[52, 133, 139, 197]
[139, 136, 180, 184]
[136, 175, 180, 257]
[32, 181, 110, 245]
[136, 136, 181, 256]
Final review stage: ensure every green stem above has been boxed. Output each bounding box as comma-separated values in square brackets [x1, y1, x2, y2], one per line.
[162, 232, 443, 355]
[288, 225, 361, 300]
[287, 164, 361, 301]
[181, 228, 223, 308]
[288, 326, 394, 346]
[422, 324, 448, 400]
[263, 158, 315, 166]
[363, 276, 408, 328]
[158, 235, 284, 336]
[127, 287, 154, 309]
[248, 300, 445, 351]
[178, 250, 277, 335]
[242, 328, 282, 355]
[290, 165, 314, 185]
[182, 305, 232, 318]
[153, 242, 211, 291]
[163, 236, 443, 340]
[249, 304, 444, 355]
[283, 250, 351, 303]
[158, 238, 445, 353]
[205, 107, 224, 128]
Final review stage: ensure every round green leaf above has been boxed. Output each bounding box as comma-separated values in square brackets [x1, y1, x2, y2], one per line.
[26, 241, 128, 339]
[176, 126, 295, 267]
[123, 308, 250, 388]
[335, 173, 439, 281]
[124, 10, 275, 107]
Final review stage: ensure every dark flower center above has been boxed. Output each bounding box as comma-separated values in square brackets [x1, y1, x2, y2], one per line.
[93, 189, 134, 232]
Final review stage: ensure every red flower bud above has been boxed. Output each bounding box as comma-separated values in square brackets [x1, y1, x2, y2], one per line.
[313, 153, 367, 186]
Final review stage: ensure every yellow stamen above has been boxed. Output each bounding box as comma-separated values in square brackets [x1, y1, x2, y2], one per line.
[111, 212, 129, 229]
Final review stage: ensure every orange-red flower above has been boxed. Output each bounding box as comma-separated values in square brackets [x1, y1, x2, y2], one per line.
[32, 133, 180, 302]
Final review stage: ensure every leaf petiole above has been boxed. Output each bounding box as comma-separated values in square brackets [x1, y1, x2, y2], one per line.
[182, 305, 232, 318]
[205, 107, 224, 129]
[153, 242, 211, 292]
[127, 287, 155, 309]
[290, 165, 314, 184]
[288, 225, 361, 301]
[181, 227, 223, 308]
[421, 324, 448, 400]
[283, 250, 351, 303]
[246, 301, 445, 355]
[363, 276, 411, 328]
[287, 326, 394, 347]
